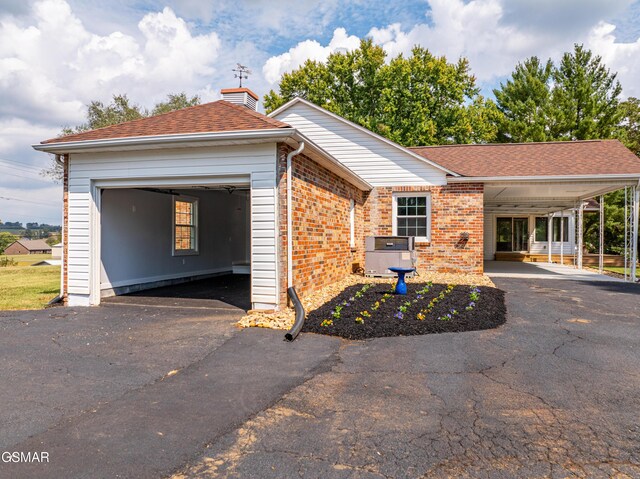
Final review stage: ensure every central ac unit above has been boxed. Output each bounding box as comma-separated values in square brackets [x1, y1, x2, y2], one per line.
[364, 236, 416, 277]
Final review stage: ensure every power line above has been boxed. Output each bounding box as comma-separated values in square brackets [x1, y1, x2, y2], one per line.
[0, 171, 54, 182]
[0, 195, 55, 206]
[0, 158, 48, 168]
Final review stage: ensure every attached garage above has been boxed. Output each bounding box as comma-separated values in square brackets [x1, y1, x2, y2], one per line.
[99, 186, 250, 298]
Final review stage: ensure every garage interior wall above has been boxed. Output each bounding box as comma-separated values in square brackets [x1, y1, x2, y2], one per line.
[100, 188, 249, 294]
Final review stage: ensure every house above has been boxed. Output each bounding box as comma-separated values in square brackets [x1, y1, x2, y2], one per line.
[33, 88, 640, 309]
[3, 239, 52, 255]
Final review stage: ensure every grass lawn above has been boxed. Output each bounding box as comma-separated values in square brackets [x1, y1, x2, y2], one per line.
[0, 265, 60, 310]
[2, 253, 53, 266]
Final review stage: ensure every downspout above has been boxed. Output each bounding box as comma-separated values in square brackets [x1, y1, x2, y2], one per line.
[49, 155, 65, 305]
[284, 142, 305, 341]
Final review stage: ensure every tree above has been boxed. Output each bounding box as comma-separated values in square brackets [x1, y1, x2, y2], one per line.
[616, 97, 640, 157]
[151, 92, 200, 116]
[0, 232, 18, 253]
[264, 39, 501, 146]
[43, 92, 202, 181]
[493, 57, 554, 142]
[551, 44, 622, 140]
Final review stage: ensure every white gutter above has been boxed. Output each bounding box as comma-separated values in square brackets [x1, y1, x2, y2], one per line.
[32, 128, 296, 153]
[287, 142, 305, 289]
[447, 173, 640, 182]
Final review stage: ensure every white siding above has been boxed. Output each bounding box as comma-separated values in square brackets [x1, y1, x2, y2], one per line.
[273, 103, 447, 187]
[67, 143, 279, 308]
[483, 213, 495, 260]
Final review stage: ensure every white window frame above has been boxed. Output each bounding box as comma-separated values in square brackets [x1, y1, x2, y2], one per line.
[392, 192, 431, 242]
[349, 199, 355, 249]
[172, 195, 199, 256]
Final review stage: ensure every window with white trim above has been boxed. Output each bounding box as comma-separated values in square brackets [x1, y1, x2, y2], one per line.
[393, 193, 431, 241]
[349, 199, 355, 248]
[173, 196, 198, 255]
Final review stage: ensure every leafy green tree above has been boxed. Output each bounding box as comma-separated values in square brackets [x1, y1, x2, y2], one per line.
[264, 39, 500, 146]
[152, 93, 200, 116]
[616, 97, 640, 156]
[493, 57, 554, 142]
[44, 92, 201, 180]
[0, 232, 18, 253]
[551, 44, 622, 140]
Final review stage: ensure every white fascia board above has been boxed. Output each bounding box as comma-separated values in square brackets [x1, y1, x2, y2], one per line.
[32, 128, 296, 154]
[268, 97, 459, 177]
[287, 132, 372, 191]
[447, 174, 640, 183]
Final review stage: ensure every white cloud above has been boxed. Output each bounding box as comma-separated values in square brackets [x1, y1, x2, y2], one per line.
[263, 27, 361, 84]
[0, 0, 222, 128]
[587, 22, 640, 98]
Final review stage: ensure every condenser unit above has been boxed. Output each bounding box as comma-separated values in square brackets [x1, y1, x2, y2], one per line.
[364, 236, 416, 277]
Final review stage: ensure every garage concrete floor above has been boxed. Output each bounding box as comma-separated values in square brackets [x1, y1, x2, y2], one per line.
[103, 274, 252, 311]
[2, 275, 640, 478]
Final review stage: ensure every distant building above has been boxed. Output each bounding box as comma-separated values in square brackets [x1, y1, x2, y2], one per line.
[51, 243, 62, 259]
[3, 239, 52, 255]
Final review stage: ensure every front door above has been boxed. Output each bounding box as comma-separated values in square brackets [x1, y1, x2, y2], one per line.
[496, 217, 529, 252]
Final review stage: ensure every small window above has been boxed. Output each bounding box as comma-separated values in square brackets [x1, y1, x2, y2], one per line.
[393, 193, 430, 240]
[552, 217, 569, 242]
[349, 199, 355, 249]
[534, 217, 548, 242]
[173, 196, 198, 255]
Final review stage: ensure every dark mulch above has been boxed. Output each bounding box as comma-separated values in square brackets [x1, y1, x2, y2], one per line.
[302, 282, 506, 340]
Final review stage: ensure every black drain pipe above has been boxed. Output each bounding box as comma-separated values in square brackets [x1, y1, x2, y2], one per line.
[284, 286, 305, 341]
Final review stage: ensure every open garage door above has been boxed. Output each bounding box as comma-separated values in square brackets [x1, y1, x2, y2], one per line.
[99, 185, 251, 309]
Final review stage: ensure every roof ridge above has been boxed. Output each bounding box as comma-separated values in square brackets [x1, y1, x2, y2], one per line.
[48, 100, 224, 143]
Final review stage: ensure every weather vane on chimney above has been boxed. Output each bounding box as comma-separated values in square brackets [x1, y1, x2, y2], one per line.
[232, 63, 251, 87]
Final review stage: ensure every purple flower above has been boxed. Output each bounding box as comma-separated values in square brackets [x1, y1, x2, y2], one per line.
[394, 311, 404, 320]
[469, 302, 476, 307]
[417, 294, 423, 299]
[345, 302, 351, 307]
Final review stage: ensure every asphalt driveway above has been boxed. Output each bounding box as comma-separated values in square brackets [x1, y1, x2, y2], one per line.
[174, 277, 640, 479]
[1, 276, 640, 478]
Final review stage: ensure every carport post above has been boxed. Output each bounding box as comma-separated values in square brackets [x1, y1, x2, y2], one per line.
[633, 186, 639, 282]
[560, 212, 564, 266]
[599, 195, 604, 274]
[547, 213, 552, 263]
[577, 202, 584, 270]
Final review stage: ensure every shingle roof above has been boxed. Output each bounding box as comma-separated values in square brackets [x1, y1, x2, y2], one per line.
[17, 239, 51, 251]
[42, 100, 291, 144]
[409, 140, 640, 177]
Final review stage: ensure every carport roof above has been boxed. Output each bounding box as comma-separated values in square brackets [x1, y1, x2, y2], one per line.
[41, 100, 291, 145]
[409, 140, 640, 178]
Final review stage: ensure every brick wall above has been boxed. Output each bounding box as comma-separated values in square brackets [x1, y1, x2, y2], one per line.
[277, 144, 367, 306]
[364, 184, 484, 274]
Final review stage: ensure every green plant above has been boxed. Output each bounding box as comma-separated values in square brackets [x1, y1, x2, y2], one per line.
[0, 257, 17, 267]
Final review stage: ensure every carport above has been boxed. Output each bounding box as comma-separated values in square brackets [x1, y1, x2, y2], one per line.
[413, 140, 640, 282]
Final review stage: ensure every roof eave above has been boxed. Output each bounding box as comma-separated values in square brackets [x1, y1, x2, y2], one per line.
[447, 174, 640, 183]
[32, 128, 296, 154]
[268, 97, 460, 177]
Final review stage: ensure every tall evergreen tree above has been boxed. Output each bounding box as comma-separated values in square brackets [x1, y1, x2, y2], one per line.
[493, 57, 553, 142]
[551, 44, 622, 140]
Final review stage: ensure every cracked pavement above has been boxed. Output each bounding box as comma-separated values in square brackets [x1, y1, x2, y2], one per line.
[1, 276, 639, 478]
[173, 278, 640, 479]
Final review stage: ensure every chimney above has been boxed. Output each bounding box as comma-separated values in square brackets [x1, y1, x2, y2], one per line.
[221, 88, 258, 110]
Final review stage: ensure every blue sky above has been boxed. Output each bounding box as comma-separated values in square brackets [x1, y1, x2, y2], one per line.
[1, 0, 640, 225]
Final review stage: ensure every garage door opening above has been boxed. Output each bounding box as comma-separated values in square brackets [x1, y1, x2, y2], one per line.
[99, 186, 251, 309]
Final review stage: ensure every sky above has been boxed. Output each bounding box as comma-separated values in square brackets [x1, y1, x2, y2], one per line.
[1, 0, 640, 226]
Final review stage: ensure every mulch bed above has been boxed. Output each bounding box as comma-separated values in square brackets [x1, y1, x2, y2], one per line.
[302, 282, 506, 340]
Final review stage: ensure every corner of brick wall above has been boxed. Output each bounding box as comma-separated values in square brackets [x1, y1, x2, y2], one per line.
[277, 143, 366, 308]
[364, 184, 484, 274]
